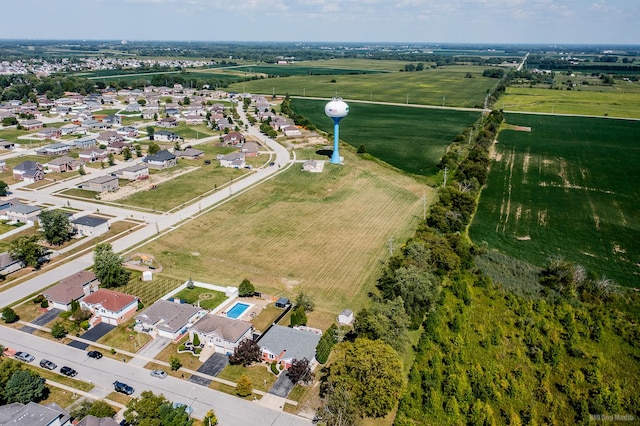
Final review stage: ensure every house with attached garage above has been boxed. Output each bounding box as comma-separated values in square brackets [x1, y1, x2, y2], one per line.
[67, 135, 97, 149]
[153, 130, 182, 143]
[35, 127, 63, 140]
[175, 148, 204, 160]
[259, 325, 321, 369]
[221, 131, 245, 146]
[5, 203, 42, 224]
[0, 252, 24, 276]
[35, 143, 69, 156]
[117, 163, 149, 180]
[218, 152, 245, 168]
[143, 149, 177, 169]
[80, 289, 139, 326]
[80, 175, 119, 193]
[20, 119, 43, 130]
[135, 299, 204, 340]
[13, 160, 44, 183]
[189, 314, 254, 355]
[45, 156, 81, 173]
[157, 117, 179, 128]
[42, 270, 100, 311]
[0, 401, 71, 426]
[70, 215, 110, 237]
[79, 148, 108, 163]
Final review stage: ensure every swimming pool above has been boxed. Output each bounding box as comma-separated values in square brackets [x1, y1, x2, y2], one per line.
[226, 302, 250, 319]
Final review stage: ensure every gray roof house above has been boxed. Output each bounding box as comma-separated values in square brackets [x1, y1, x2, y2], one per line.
[219, 152, 245, 169]
[143, 150, 177, 170]
[42, 270, 99, 311]
[71, 215, 110, 237]
[189, 314, 254, 355]
[13, 161, 44, 183]
[0, 251, 23, 276]
[80, 175, 119, 193]
[75, 415, 119, 426]
[135, 299, 204, 340]
[0, 401, 71, 426]
[259, 325, 321, 369]
[5, 203, 41, 224]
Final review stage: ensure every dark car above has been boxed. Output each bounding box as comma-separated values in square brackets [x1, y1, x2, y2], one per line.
[39, 359, 57, 370]
[113, 380, 134, 395]
[87, 350, 103, 359]
[60, 366, 78, 377]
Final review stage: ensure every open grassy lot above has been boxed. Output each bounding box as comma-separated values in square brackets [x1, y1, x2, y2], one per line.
[498, 87, 640, 119]
[134, 149, 430, 329]
[291, 98, 480, 177]
[231, 65, 388, 76]
[230, 65, 499, 108]
[172, 286, 226, 310]
[216, 364, 276, 392]
[469, 114, 640, 287]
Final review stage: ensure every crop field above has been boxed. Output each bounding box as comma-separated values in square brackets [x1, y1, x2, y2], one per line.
[231, 65, 387, 76]
[469, 114, 640, 287]
[134, 149, 431, 329]
[498, 87, 640, 119]
[230, 65, 499, 108]
[291, 98, 480, 177]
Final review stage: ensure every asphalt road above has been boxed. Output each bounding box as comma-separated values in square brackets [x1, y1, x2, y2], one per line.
[0, 327, 311, 425]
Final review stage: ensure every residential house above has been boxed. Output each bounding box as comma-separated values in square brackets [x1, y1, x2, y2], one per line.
[157, 117, 179, 128]
[124, 102, 141, 113]
[5, 203, 41, 224]
[79, 148, 108, 163]
[0, 138, 15, 150]
[0, 402, 71, 426]
[97, 130, 123, 145]
[0, 252, 23, 276]
[175, 148, 204, 160]
[35, 127, 63, 140]
[218, 152, 245, 168]
[80, 175, 119, 193]
[67, 135, 97, 150]
[59, 123, 80, 135]
[70, 215, 110, 237]
[20, 119, 43, 130]
[221, 131, 244, 146]
[82, 119, 108, 131]
[13, 161, 44, 183]
[117, 163, 149, 181]
[259, 325, 321, 369]
[143, 150, 177, 170]
[184, 115, 205, 125]
[153, 130, 182, 142]
[102, 114, 121, 127]
[116, 126, 139, 138]
[135, 299, 204, 340]
[106, 140, 132, 154]
[189, 314, 254, 355]
[35, 143, 69, 156]
[45, 156, 81, 173]
[42, 270, 100, 311]
[337, 309, 354, 325]
[216, 118, 233, 131]
[80, 288, 138, 326]
[282, 125, 302, 137]
[240, 141, 259, 157]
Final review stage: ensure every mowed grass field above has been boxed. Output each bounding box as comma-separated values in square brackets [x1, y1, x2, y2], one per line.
[498, 87, 640, 119]
[230, 65, 498, 108]
[470, 114, 640, 287]
[291, 98, 480, 177]
[134, 149, 431, 329]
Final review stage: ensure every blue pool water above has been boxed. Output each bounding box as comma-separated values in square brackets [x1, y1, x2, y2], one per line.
[226, 302, 250, 319]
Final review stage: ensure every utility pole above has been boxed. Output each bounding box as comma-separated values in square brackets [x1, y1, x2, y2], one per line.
[443, 167, 448, 188]
[406, 94, 409, 104]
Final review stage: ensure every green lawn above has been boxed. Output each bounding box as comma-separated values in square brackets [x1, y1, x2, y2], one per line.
[291, 98, 480, 177]
[172, 286, 226, 310]
[470, 114, 640, 287]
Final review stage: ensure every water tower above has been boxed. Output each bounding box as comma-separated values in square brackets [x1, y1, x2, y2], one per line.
[325, 98, 349, 164]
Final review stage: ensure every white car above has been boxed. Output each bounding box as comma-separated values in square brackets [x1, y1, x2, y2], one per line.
[150, 369, 167, 379]
[14, 352, 35, 362]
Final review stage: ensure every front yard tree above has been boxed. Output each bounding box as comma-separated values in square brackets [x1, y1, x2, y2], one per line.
[135, 144, 143, 157]
[107, 152, 115, 166]
[321, 338, 403, 419]
[146, 126, 155, 140]
[9, 234, 47, 269]
[50, 322, 67, 339]
[5, 370, 47, 404]
[238, 278, 255, 297]
[71, 400, 116, 419]
[229, 338, 261, 366]
[123, 390, 168, 426]
[236, 374, 253, 397]
[169, 355, 182, 371]
[0, 180, 8, 196]
[288, 358, 313, 385]
[39, 209, 72, 246]
[93, 242, 131, 288]
[123, 146, 132, 161]
[147, 141, 160, 155]
[2, 307, 18, 324]
[204, 409, 218, 426]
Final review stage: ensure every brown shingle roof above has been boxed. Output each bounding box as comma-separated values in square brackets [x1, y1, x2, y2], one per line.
[42, 270, 98, 304]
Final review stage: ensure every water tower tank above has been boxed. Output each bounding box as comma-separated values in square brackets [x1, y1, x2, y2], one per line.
[325, 99, 349, 118]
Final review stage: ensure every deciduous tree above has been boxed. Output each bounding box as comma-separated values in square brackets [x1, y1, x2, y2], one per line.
[10, 234, 47, 268]
[1, 307, 18, 324]
[0, 180, 8, 196]
[288, 358, 313, 385]
[295, 291, 315, 312]
[93, 243, 131, 288]
[238, 278, 255, 297]
[236, 374, 253, 397]
[39, 209, 72, 246]
[229, 338, 261, 366]
[5, 370, 47, 404]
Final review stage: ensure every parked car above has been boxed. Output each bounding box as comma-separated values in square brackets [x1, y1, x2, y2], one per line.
[14, 352, 35, 362]
[39, 359, 57, 370]
[87, 350, 103, 359]
[150, 369, 167, 379]
[113, 380, 134, 395]
[60, 366, 78, 377]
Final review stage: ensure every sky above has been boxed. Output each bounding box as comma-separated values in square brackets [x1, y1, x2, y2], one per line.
[1, 0, 639, 45]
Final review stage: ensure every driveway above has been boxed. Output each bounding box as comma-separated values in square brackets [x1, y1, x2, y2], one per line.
[268, 372, 296, 398]
[32, 308, 62, 326]
[188, 352, 229, 386]
[67, 322, 115, 350]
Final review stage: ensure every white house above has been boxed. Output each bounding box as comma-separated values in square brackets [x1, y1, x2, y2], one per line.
[218, 152, 245, 168]
[70, 215, 110, 237]
[0, 252, 23, 276]
[189, 314, 254, 356]
[117, 163, 149, 181]
[80, 289, 138, 326]
[135, 299, 204, 340]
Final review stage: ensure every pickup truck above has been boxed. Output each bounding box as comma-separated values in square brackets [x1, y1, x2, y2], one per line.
[113, 380, 135, 395]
